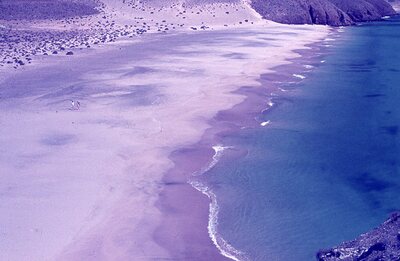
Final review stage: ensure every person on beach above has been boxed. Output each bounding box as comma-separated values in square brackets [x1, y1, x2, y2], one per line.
[70, 100, 81, 110]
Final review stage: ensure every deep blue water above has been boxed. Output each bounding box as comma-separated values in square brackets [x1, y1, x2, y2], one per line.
[204, 16, 400, 260]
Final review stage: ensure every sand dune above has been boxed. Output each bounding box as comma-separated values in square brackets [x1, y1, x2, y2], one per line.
[0, 0, 261, 69]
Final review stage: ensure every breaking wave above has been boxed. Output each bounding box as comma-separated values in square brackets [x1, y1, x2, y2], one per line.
[193, 145, 233, 176]
[190, 180, 249, 261]
[190, 144, 248, 260]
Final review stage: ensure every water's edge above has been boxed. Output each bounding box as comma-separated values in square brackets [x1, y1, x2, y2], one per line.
[155, 27, 340, 260]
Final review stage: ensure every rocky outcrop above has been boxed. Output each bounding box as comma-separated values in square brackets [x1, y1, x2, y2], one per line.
[251, 0, 396, 26]
[329, 0, 396, 21]
[317, 212, 400, 261]
[251, 0, 352, 25]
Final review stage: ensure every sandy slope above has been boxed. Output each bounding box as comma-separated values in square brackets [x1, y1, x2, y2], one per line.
[0, 22, 331, 260]
[0, 0, 261, 69]
[1, 1, 332, 260]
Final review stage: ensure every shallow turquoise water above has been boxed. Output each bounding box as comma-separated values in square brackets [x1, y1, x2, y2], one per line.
[204, 16, 400, 260]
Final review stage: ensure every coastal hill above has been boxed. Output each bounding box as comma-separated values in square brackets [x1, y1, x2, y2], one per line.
[0, 0, 397, 69]
[251, 0, 396, 25]
[104, 0, 396, 26]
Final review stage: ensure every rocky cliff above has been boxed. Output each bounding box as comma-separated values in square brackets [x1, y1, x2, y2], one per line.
[317, 213, 400, 261]
[251, 0, 396, 26]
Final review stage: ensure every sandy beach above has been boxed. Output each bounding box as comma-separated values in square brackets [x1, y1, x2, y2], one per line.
[0, 23, 329, 260]
[0, 0, 332, 259]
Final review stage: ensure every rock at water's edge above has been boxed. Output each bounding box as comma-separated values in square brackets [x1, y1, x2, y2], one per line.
[317, 212, 400, 261]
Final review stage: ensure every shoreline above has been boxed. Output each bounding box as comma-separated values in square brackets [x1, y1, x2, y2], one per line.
[154, 27, 338, 260]
[0, 24, 331, 260]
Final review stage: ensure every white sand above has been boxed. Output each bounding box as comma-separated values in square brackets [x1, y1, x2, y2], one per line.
[0, 23, 330, 260]
[21, 0, 262, 37]
[1, 0, 265, 70]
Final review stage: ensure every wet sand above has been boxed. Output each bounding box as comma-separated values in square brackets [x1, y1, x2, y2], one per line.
[0, 24, 329, 260]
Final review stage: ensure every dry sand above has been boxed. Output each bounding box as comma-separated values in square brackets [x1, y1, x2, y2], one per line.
[0, 0, 261, 69]
[0, 18, 331, 261]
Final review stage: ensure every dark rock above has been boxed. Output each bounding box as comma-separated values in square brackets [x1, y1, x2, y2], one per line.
[251, 0, 396, 26]
[329, 0, 396, 22]
[251, 0, 353, 26]
[357, 242, 386, 260]
[66, 51, 73, 55]
[317, 212, 400, 260]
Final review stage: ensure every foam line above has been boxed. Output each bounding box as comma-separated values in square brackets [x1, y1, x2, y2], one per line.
[190, 180, 248, 261]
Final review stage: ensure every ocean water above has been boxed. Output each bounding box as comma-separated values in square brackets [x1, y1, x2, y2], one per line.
[200, 16, 400, 260]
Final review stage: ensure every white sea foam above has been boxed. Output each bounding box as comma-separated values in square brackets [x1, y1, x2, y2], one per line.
[382, 16, 391, 19]
[304, 64, 314, 69]
[321, 60, 326, 63]
[324, 38, 336, 42]
[260, 120, 271, 127]
[278, 87, 289, 92]
[261, 100, 275, 113]
[193, 145, 233, 176]
[209, 145, 232, 171]
[293, 74, 306, 80]
[91, 91, 132, 98]
[273, 81, 297, 85]
[190, 180, 248, 261]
